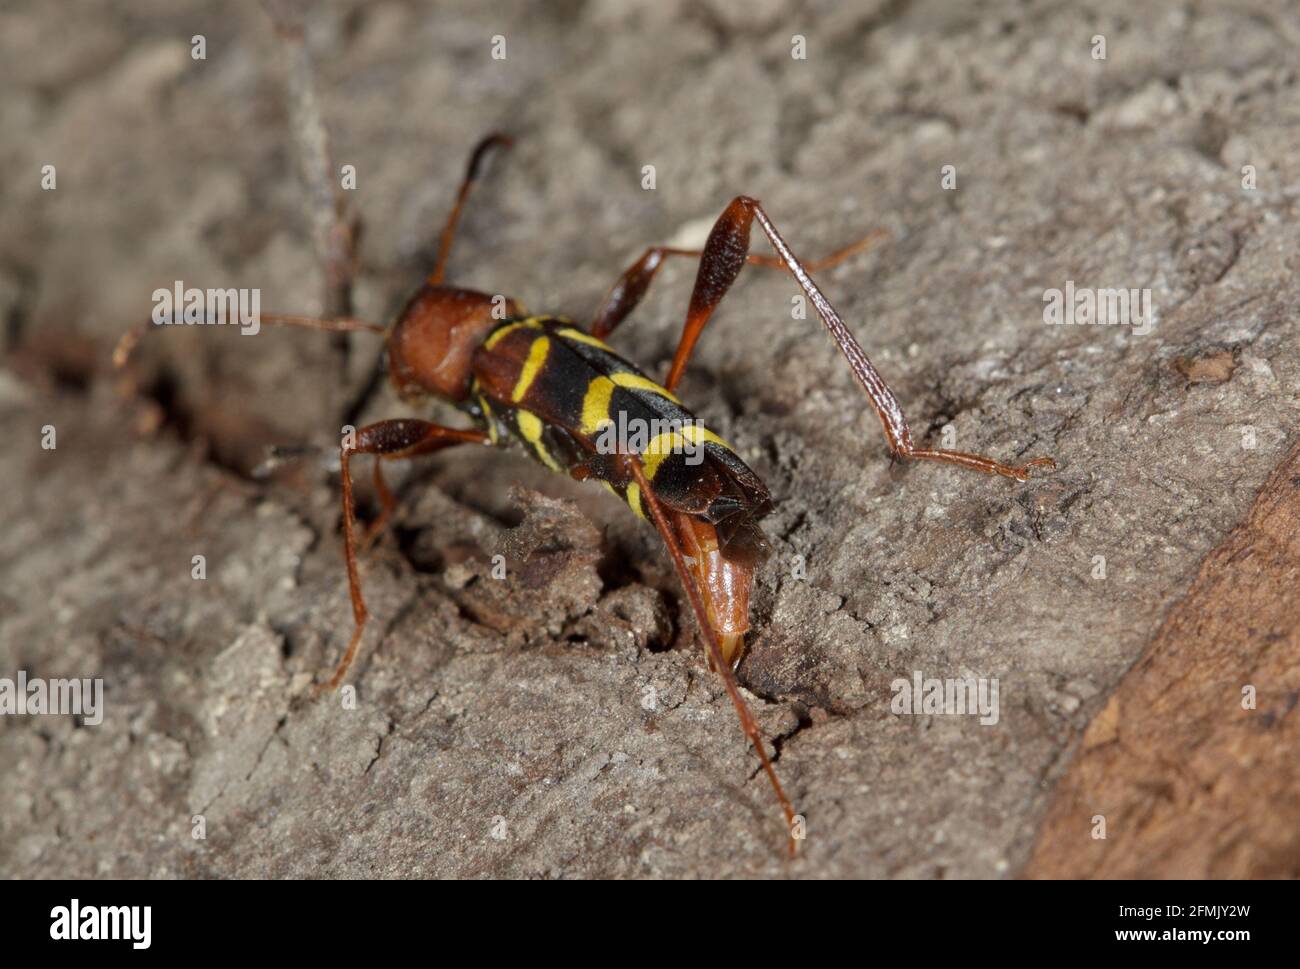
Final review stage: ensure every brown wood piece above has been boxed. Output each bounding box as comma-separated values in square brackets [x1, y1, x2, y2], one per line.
[1024, 441, 1300, 879]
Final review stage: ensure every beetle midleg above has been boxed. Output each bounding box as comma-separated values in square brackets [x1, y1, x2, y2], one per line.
[358, 458, 397, 554]
[320, 419, 489, 693]
[589, 231, 887, 341]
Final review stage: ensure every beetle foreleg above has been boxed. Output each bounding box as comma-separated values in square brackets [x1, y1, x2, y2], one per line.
[319, 419, 489, 694]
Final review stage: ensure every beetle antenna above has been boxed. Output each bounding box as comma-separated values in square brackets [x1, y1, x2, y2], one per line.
[113, 312, 385, 369]
[427, 132, 513, 286]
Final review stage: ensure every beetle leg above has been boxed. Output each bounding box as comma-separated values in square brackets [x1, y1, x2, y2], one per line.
[319, 419, 489, 694]
[358, 458, 398, 554]
[589, 231, 886, 341]
[620, 452, 799, 858]
[663, 196, 1054, 480]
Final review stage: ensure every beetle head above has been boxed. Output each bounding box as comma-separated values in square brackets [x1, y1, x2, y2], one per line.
[388, 284, 523, 401]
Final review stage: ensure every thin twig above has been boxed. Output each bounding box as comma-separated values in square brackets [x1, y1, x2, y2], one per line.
[261, 0, 360, 402]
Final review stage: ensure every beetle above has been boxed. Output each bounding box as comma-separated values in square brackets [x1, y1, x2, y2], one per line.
[116, 135, 1054, 855]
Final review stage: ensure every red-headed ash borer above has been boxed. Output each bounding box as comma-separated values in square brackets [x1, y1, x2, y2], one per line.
[116, 135, 1054, 857]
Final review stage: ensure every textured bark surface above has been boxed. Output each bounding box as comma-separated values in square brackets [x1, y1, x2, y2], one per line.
[1025, 442, 1300, 879]
[1, 0, 1297, 878]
